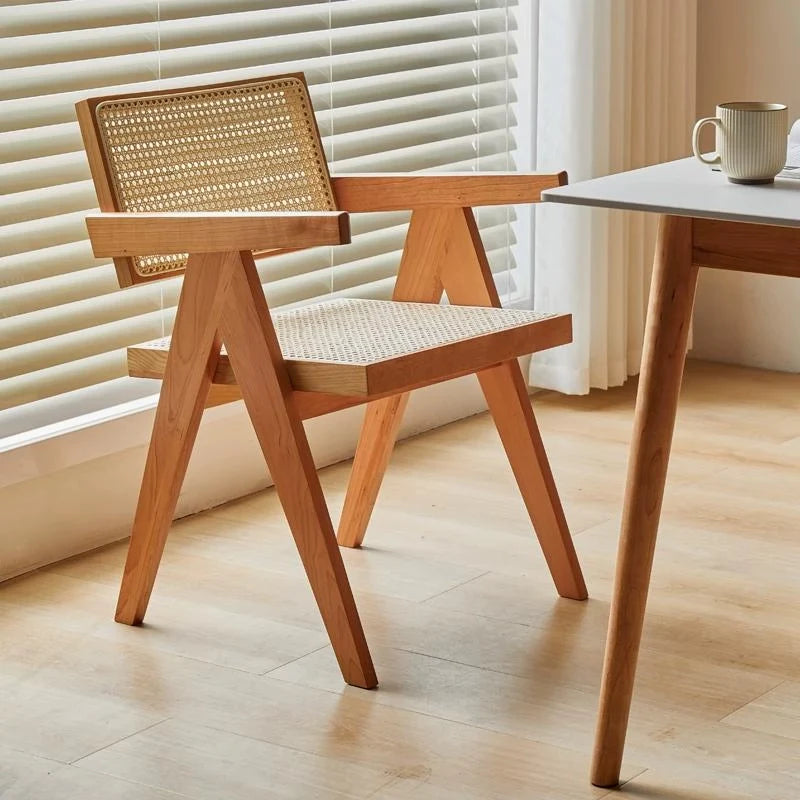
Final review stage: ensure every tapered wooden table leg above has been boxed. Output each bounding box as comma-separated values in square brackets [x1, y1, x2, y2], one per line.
[591, 215, 698, 787]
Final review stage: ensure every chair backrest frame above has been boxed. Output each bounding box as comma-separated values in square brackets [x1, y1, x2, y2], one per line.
[76, 73, 337, 288]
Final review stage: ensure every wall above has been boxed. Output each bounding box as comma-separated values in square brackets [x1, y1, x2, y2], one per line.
[693, 0, 800, 370]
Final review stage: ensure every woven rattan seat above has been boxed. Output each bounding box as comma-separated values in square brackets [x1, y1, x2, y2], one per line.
[128, 299, 566, 395]
[77, 72, 586, 692]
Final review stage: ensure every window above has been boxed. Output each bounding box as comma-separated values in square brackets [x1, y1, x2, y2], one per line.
[0, 0, 527, 440]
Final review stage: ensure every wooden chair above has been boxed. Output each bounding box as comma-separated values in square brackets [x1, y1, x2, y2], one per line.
[76, 73, 587, 690]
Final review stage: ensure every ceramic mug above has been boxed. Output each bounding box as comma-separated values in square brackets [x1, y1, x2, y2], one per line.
[692, 102, 788, 184]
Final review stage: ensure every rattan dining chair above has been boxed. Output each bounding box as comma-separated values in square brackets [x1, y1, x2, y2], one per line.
[76, 73, 587, 690]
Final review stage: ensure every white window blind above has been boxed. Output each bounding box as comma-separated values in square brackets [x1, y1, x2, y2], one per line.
[0, 0, 521, 439]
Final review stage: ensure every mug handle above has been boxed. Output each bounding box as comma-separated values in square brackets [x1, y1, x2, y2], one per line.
[692, 117, 722, 166]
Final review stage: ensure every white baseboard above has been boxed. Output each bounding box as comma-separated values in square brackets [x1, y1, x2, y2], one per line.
[0, 374, 489, 582]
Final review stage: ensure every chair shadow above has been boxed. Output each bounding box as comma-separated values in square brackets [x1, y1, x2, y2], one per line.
[615, 780, 724, 800]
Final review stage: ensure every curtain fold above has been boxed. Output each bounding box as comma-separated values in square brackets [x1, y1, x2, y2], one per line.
[529, 0, 697, 394]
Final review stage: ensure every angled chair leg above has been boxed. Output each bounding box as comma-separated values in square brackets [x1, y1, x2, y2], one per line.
[220, 251, 377, 689]
[337, 393, 410, 548]
[116, 252, 237, 625]
[479, 361, 587, 600]
[441, 207, 586, 600]
[337, 208, 453, 548]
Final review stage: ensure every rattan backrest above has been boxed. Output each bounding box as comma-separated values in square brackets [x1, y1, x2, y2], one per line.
[76, 73, 336, 287]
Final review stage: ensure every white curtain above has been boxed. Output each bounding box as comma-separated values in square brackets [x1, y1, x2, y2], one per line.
[529, 0, 697, 394]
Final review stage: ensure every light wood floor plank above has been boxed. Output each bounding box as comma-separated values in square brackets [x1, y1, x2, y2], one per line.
[0, 746, 187, 800]
[723, 681, 800, 742]
[77, 714, 618, 800]
[617, 768, 760, 800]
[77, 718, 391, 800]
[0, 570, 329, 675]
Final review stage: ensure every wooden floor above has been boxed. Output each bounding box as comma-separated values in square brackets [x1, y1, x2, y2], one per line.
[2, 360, 799, 799]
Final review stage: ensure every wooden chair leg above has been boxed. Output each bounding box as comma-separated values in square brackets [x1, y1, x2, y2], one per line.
[440, 206, 586, 599]
[336, 208, 453, 548]
[591, 216, 698, 787]
[337, 393, 410, 548]
[220, 250, 377, 689]
[116, 252, 237, 625]
[479, 360, 587, 600]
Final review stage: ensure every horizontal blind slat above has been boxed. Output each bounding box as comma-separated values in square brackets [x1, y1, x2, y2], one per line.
[330, 127, 514, 172]
[0, 34, 511, 131]
[0, 264, 119, 317]
[0, 240, 106, 287]
[7, 0, 497, 39]
[0, 375, 159, 441]
[0, 350, 130, 412]
[2, 10, 509, 100]
[329, 104, 515, 162]
[0, 122, 82, 164]
[0, 57, 512, 166]
[1, 0, 158, 37]
[1, 75, 513, 195]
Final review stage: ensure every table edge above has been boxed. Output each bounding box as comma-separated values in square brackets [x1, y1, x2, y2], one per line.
[540, 191, 800, 229]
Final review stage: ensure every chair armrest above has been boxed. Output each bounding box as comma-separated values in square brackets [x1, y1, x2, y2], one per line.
[85, 211, 351, 257]
[330, 172, 568, 211]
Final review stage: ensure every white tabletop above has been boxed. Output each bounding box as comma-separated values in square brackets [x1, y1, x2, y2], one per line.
[542, 157, 800, 228]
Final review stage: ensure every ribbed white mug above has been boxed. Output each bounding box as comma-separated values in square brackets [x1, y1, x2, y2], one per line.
[692, 102, 788, 184]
